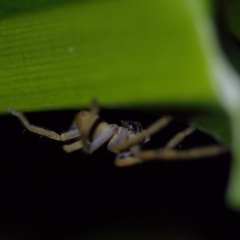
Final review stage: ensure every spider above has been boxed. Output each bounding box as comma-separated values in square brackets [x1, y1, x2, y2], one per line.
[8, 100, 227, 167]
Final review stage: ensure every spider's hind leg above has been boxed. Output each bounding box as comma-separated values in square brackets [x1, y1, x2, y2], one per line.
[8, 108, 81, 141]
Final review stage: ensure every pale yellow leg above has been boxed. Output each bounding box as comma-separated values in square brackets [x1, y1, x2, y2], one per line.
[115, 156, 143, 167]
[164, 127, 195, 149]
[133, 145, 227, 161]
[8, 108, 81, 141]
[113, 116, 172, 152]
[114, 151, 143, 167]
[83, 125, 118, 154]
[90, 98, 100, 115]
[62, 140, 83, 153]
[89, 125, 118, 153]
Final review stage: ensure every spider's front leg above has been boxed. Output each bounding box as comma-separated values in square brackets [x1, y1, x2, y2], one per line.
[132, 145, 227, 161]
[114, 151, 143, 167]
[113, 116, 172, 152]
[8, 108, 81, 141]
[114, 122, 227, 166]
[113, 116, 173, 167]
[131, 126, 227, 162]
[164, 127, 196, 149]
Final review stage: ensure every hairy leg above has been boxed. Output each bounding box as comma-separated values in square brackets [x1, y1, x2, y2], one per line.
[8, 108, 81, 141]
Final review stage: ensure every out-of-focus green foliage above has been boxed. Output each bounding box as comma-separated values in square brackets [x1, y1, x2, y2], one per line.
[210, 0, 240, 211]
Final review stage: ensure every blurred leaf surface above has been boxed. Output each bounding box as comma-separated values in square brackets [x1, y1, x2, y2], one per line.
[0, 0, 219, 112]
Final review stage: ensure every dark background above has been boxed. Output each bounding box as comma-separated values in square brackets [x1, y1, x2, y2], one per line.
[0, 107, 236, 239]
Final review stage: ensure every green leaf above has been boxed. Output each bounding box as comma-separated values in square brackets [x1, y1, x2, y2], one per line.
[190, 0, 240, 210]
[210, 1, 240, 210]
[0, 0, 219, 112]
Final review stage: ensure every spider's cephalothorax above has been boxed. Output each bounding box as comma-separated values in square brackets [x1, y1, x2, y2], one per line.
[121, 120, 142, 134]
[8, 100, 227, 167]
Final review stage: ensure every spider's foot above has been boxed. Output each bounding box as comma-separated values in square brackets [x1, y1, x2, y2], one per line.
[115, 152, 143, 167]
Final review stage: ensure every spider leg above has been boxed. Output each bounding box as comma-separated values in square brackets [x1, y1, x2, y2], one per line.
[83, 125, 118, 154]
[90, 98, 100, 115]
[164, 127, 196, 149]
[114, 152, 143, 167]
[61, 128, 81, 141]
[62, 140, 83, 153]
[113, 116, 172, 152]
[133, 145, 228, 161]
[107, 127, 129, 153]
[8, 108, 81, 141]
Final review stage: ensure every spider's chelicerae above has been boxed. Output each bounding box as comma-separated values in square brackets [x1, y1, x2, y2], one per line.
[8, 100, 227, 167]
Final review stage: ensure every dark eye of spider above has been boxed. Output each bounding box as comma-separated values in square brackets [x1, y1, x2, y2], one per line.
[121, 120, 142, 134]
